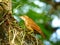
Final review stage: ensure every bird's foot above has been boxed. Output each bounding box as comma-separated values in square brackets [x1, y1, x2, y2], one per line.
[28, 30, 34, 34]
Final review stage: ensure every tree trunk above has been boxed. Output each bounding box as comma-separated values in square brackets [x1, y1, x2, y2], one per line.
[0, 0, 13, 45]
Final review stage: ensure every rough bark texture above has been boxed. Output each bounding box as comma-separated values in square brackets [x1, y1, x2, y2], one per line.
[0, 0, 13, 45]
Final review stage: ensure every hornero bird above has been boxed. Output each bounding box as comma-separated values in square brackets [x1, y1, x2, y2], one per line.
[20, 15, 45, 38]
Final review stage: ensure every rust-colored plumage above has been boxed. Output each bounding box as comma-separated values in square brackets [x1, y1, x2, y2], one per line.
[20, 15, 45, 38]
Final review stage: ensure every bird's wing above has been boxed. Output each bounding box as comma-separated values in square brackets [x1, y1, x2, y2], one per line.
[28, 18, 41, 32]
[28, 18, 45, 38]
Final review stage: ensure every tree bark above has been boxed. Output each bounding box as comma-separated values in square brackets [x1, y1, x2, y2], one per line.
[0, 0, 13, 45]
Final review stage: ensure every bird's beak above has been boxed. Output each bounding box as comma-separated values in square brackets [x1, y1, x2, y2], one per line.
[20, 16, 23, 19]
[20, 16, 25, 21]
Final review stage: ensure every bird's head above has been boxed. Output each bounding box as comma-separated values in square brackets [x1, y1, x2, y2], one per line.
[20, 15, 28, 21]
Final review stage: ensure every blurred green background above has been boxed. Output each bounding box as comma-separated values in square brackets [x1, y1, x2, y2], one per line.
[12, 0, 60, 45]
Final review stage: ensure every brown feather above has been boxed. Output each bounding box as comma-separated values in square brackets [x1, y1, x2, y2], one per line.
[20, 15, 45, 38]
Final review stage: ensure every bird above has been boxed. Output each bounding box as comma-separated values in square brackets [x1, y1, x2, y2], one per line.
[20, 15, 45, 38]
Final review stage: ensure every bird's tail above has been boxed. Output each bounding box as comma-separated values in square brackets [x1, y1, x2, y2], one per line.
[38, 31, 45, 38]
